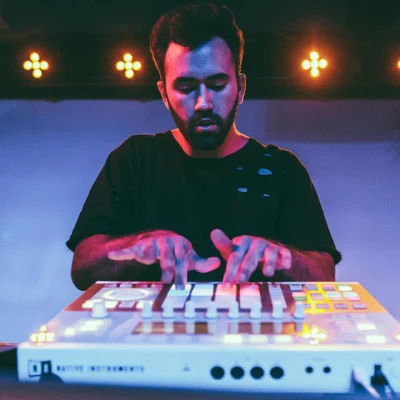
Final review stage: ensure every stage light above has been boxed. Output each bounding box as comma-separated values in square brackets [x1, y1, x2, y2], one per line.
[302, 60, 311, 70]
[22, 52, 50, 79]
[123, 53, 133, 63]
[30, 52, 39, 62]
[23, 61, 32, 70]
[311, 69, 320, 77]
[115, 52, 142, 79]
[319, 59, 327, 69]
[302, 51, 328, 78]
[32, 69, 42, 78]
[133, 61, 141, 71]
[40, 61, 49, 70]
[116, 61, 125, 71]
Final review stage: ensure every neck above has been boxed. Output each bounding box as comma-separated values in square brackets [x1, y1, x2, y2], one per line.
[171, 124, 249, 159]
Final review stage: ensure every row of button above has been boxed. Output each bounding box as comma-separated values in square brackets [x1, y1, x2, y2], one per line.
[125, 332, 389, 346]
[292, 291, 361, 301]
[210, 365, 284, 380]
[103, 282, 354, 292]
[289, 283, 353, 292]
[84, 298, 366, 314]
[86, 299, 307, 320]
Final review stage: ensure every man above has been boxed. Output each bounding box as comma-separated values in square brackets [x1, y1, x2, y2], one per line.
[67, 3, 341, 291]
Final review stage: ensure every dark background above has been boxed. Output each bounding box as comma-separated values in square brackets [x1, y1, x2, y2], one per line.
[1, 0, 400, 98]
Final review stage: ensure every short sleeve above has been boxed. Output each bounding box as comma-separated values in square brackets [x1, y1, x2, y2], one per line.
[276, 151, 342, 264]
[66, 147, 135, 251]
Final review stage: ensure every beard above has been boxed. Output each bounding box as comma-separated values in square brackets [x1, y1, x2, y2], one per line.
[166, 94, 240, 151]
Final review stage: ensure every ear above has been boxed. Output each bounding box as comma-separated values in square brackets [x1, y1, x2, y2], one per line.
[237, 73, 246, 105]
[157, 80, 170, 110]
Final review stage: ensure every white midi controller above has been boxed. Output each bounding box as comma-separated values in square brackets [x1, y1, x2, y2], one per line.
[17, 281, 400, 395]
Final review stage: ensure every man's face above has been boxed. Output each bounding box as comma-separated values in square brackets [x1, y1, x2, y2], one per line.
[159, 37, 244, 151]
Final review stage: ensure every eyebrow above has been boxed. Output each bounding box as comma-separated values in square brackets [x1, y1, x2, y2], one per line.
[173, 73, 230, 85]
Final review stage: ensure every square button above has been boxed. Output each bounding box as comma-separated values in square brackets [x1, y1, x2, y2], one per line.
[192, 284, 215, 296]
[365, 335, 386, 344]
[332, 314, 349, 319]
[326, 292, 342, 299]
[311, 293, 325, 301]
[342, 291, 358, 298]
[352, 313, 368, 319]
[352, 303, 367, 310]
[290, 284, 303, 291]
[337, 284, 353, 292]
[292, 291, 307, 301]
[105, 300, 118, 309]
[82, 300, 95, 309]
[346, 296, 361, 302]
[305, 284, 318, 291]
[118, 300, 136, 308]
[316, 303, 330, 309]
[356, 322, 377, 331]
[119, 283, 133, 288]
[273, 335, 293, 344]
[334, 303, 349, 310]
[343, 337, 363, 344]
[248, 335, 268, 344]
[322, 285, 335, 291]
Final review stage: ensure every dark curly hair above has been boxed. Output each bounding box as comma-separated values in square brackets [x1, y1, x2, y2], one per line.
[149, 3, 244, 82]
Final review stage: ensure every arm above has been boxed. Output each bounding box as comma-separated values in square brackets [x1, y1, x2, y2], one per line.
[210, 229, 335, 284]
[68, 141, 146, 290]
[71, 234, 147, 291]
[275, 151, 342, 271]
[275, 249, 335, 281]
[71, 231, 221, 291]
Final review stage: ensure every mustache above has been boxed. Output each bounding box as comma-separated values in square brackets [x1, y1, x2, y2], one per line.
[190, 113, 221, 126]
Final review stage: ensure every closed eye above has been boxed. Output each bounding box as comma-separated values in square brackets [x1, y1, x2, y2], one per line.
[177, 84, 226, 94]
[210, 84, 226, 91]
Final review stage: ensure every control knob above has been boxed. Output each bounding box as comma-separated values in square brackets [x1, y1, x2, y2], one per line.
[91, 299, 108, 319]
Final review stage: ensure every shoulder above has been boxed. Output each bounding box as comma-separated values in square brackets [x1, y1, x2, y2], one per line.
[275, 146, 306, 169]
[106, 131, 171, 161]
[250, 139, 306, 168]
[249, 139, 311, 181]
[114, 131, 170, 153]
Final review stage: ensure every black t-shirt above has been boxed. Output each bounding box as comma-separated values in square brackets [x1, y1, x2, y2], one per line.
[67, 131, 341, 281]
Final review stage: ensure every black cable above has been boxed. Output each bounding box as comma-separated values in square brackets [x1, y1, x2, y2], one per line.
[370, 365, 398, 399]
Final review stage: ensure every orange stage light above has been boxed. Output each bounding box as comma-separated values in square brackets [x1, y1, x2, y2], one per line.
[302, 51, 328, 78]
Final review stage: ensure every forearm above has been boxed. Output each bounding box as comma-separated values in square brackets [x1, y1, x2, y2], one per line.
[276, 248, 335, 281]
[71, 233, 151, 290]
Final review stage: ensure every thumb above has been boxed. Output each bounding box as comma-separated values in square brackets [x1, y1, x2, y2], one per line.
[191, 254, 221, 273]
[210, 229, 234, 261]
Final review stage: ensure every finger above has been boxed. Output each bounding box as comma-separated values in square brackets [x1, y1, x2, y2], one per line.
[108, 246, 139, 261]
[222, 236, 251, 284]
[236, 240, 268, 283]
[107, 239, 157, 264]
[190, 251, 221, 273]
[210, 229, 234, 260]
[276, 247, 292, 270]
[174, 239, 190, 289]
[262, 245, 279, 277]
[130, 238, 158, 264]
[158, 237, 176, 283]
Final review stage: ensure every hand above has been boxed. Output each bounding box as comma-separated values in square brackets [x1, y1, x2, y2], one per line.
[210, 229, 292, 284]
[108, 230, 220, 288]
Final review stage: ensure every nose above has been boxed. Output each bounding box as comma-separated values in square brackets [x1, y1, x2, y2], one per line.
[194, 84, 213, 112]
